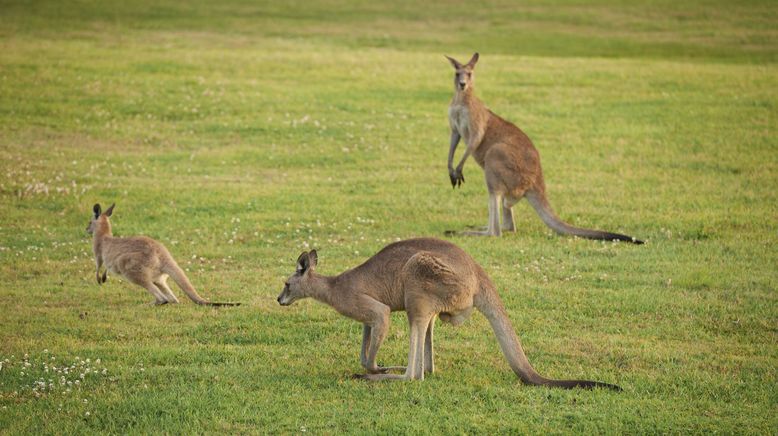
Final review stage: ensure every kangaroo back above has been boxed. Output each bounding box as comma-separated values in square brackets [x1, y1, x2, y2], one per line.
[474, 280, 621, 390]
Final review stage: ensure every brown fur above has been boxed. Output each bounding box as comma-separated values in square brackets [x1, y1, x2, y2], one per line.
[446, 53, 643, 244]
[86, 203, 239, 307]
[277, 237, 620, 389]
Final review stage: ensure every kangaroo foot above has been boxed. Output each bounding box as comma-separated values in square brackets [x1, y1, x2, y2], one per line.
[365, 365, 406, 374]
[353, 373, 408, 381]
[460, 229, 496, 237]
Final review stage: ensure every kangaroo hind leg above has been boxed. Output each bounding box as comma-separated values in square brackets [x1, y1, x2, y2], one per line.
[462, 192, 502, 237]
[356, 298, 404, 375]
[143, 281, 168, 305]
[124, 272, 167, 305]
[501, 196, 518, 232]
[358, 311, 433, 382]
[424, 316, 435, 374]
[405, 312, 434, 380]
[155, 275, 180, 304]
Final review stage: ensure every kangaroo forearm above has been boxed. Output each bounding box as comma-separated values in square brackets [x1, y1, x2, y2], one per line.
[447, 131, 461, 170]
[456, 147, 472, 170]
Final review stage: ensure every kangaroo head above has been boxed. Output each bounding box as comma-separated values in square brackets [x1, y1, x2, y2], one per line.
[445, 52, 479, 92]
[86, 202, 115, 234]
[277, 250, 318, 306]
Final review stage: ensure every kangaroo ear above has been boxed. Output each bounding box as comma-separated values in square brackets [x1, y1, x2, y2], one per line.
[308, 250, 318, 270]
[466, 52, 479, 68]
[104, 203, 115, 217]
[93, 203, 101, 218]
[445, 55, 462, 69]
[296, 251, 309, 274]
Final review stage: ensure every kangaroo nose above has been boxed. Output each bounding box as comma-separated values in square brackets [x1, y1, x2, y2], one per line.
[277, 296, 281, 303]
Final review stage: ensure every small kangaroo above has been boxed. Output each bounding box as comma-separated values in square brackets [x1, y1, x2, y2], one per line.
[277, 238, 620, 390]
[446, 53, 643, 243]
[86, 203, 240, 307]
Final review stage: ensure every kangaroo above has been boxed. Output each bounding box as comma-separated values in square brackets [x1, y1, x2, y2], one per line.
[86, 203, 240, 307]
[277, 238, 620, 390]
[445, 53, 643, 244]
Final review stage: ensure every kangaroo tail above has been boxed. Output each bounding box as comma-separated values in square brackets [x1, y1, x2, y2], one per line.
[526, 190, 643, 244]
[473, 280, 621, 391]
[164, 263, 240, 307]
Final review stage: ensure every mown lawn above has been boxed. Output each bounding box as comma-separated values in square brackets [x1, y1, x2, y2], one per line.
[0, 0, 776, 433]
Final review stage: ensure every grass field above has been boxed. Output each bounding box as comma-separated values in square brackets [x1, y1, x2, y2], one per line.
[1, 0, 776, 433]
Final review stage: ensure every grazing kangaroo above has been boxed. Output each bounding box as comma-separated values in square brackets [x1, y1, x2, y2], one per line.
[86, 203, 240, 307]
[277, 238, 620, 390]
[445, 53, 643, 244]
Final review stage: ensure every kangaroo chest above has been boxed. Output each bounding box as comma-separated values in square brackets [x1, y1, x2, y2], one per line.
[449, 104, 472, 144]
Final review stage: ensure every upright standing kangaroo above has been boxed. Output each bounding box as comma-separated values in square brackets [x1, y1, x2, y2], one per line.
[277, 238, 620, 390]
[86, 203, 240, 307]
[446, 53, 642, 243]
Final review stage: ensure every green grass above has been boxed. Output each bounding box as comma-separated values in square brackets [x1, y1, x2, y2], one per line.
[0, 0, 776, 433]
